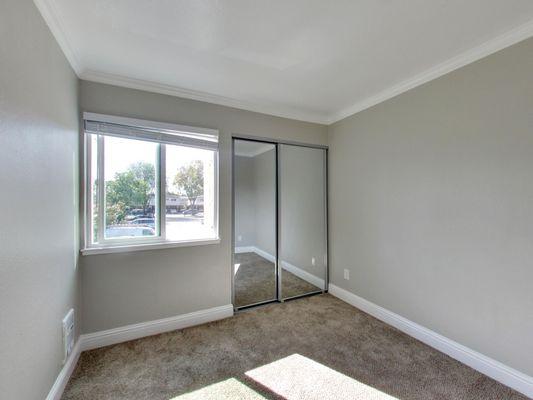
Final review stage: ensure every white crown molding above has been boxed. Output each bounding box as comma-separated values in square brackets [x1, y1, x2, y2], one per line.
[328, 17, 533, 124]
[32, 0, 326, 124]
[35, 0, 533, 126]
[329, 284, 533, 398]
[234, 142, 274, 157]
[79, 70, 330, 125]
[247, 146, 273, 157]
[33, 0, 82, 74]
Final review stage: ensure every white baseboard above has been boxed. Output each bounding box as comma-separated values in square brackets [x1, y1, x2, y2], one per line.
[251, 246, 276, 263]
[281, 260, 325, 289]
[235, 246, 255, 254]
[45, 340, 82, 400]
[329, 284, 533, 398]
[47, 304, 233, 399]
[79, 304, 234, 351]
[236, 246, 325, 289]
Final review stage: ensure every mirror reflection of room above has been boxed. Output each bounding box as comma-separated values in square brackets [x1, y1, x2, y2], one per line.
[279, 144, 327, 300]
[234, 140, 277, 308]
[233, 140, 327, 308]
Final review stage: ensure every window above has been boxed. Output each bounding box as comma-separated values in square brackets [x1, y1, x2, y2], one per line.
[83, 113, 218, 253]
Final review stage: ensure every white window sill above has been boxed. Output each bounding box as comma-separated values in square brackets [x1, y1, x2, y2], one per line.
[81, 238, 221, 256]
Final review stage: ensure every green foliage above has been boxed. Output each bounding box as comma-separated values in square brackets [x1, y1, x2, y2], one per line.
[105, 201, 127, 225]
[173, 161, 204, 206]
[106, 162, 155, 224]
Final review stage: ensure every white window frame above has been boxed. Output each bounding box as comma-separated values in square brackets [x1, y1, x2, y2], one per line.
[82, 113, 220, 255]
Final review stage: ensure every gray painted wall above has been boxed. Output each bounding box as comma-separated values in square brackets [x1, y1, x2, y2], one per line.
[328, 37, 533, 376]
[0, 1, 80, 399]
[5, 0, 531, 393]
[79, 80, 327, 333]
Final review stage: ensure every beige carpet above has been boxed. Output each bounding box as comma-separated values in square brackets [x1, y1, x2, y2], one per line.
[62, 295, 526, 400]
[234, 252, 320, 307]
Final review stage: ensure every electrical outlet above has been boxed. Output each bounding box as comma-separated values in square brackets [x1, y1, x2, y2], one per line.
[311, 257, 316, 266]
[344, 269, 350, 280]
[62, 309, 75, 364]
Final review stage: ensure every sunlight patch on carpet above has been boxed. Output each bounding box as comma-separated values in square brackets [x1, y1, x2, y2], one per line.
[245, 354, 398, 400]
[170, 378, 266, 400]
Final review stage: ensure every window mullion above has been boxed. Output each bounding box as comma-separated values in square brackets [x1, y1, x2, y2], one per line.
[97, 135, 105, 243]
[159, 144, 166, 239]
[85, 133, 92, 246]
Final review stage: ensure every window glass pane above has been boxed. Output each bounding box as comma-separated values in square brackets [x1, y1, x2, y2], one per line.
[165, 144, 216, 241]
[103, 136, 159, 239]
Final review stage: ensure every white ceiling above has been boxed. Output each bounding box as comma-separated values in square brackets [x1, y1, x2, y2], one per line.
[35, 0, 533, 124]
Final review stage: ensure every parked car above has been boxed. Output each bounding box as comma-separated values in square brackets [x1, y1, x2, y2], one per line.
[125, 214, 151, 221]
[105, 226, 155, 238]
[130, 217, 155, 228]
[182, 209, 198, 215]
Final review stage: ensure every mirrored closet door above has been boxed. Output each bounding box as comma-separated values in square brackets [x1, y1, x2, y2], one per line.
[233, 139, 277, 308]
[232, 138, 327, 310]
[279, 144, 327, 300]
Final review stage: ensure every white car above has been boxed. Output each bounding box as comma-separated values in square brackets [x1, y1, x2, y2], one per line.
[131, 217, 156, 228]
[105, 226, 155, 238]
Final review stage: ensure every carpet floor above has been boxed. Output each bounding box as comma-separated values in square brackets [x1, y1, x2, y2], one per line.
[62, 295, 526, 400]
[234, 252, 320, 307]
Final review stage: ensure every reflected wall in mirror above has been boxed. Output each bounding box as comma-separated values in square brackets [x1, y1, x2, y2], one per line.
[280, 144, 327, 299]
[233, 140, 277, 308]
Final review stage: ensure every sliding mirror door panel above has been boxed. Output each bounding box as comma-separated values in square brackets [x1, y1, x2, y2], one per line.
[279, 144, 327, 300]
[233, 139, 277, 308]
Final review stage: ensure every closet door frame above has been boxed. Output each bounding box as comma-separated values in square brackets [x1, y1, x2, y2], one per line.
[232, 135, 328, 311]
